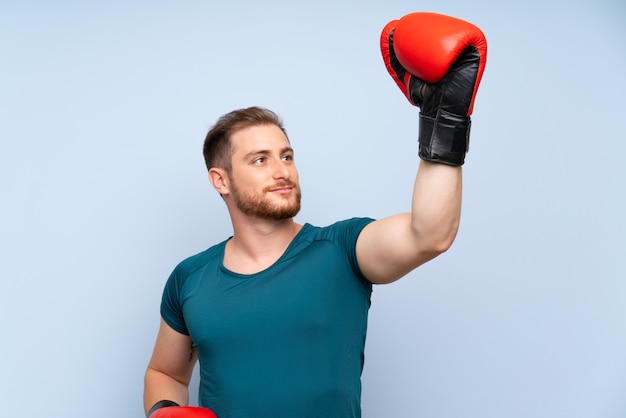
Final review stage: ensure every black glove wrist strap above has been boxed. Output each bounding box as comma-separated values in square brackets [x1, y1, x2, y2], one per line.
[418, 111, 471, 166]
[147, 399, 180, 417]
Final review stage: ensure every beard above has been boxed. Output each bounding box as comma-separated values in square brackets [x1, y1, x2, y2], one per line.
[230, 180, 302, 220]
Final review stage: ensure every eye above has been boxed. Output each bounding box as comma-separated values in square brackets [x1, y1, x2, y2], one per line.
[252, 157, 265, 165]
[282, 153, 294, 162]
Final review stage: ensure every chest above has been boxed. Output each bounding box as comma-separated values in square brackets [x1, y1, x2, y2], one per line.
[182, 241, 372, 351]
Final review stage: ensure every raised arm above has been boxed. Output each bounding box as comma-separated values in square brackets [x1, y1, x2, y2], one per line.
[356, 12, 487, 284]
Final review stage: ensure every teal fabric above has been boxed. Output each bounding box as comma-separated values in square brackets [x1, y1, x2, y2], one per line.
[161, 217, 375, 418]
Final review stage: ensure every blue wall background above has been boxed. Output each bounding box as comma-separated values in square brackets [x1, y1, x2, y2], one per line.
[1, 1, 625, 417]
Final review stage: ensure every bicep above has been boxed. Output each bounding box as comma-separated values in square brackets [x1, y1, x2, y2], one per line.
[356, 213, 438, 284]
[147, 318, 197, 386]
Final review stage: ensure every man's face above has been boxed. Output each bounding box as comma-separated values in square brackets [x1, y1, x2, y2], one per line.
[226, 124, 301, 220]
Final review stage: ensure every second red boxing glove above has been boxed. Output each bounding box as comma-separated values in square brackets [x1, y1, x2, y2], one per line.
[381, 12, 487, 166]
[149, 404, 217, 418]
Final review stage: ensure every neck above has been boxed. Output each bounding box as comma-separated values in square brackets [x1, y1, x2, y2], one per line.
[224, 215, 302, 274]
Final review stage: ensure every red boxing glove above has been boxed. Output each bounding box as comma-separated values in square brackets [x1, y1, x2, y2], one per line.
[381, 12, 487, 166]
[149, 405, 217, 418]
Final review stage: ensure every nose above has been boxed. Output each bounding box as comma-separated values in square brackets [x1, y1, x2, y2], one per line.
[272, 159, 291, 180]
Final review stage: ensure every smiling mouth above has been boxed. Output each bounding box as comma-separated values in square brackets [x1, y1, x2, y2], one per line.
[266, 182, 296, 193]
[270, 186, 293, 194]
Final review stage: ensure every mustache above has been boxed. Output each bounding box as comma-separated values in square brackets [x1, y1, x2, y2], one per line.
[264, 180, 298, 192]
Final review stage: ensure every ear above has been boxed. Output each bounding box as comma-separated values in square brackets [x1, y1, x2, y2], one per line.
[208, 167, 230, 195]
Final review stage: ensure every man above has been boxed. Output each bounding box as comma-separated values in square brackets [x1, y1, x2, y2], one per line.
[144, 12, 486, 418]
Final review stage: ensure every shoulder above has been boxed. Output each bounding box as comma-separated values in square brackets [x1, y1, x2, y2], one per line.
[304, 217, 375, 241]
[170, 239, 228, 281]
[290, 218, 375, 257]
[297, 218, 375, 284]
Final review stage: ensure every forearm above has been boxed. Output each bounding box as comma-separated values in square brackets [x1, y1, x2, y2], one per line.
[143, 367, 190, 416]
[410, 160, 462, 254]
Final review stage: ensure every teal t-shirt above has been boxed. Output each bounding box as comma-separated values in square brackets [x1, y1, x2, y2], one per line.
[161, 218, 375, 418]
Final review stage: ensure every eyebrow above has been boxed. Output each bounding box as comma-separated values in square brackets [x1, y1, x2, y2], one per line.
[243, 146, 294, 160]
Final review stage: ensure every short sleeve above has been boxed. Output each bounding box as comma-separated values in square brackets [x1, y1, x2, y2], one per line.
[160, 267, 190, 336]
[329, 217, 375, 284]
